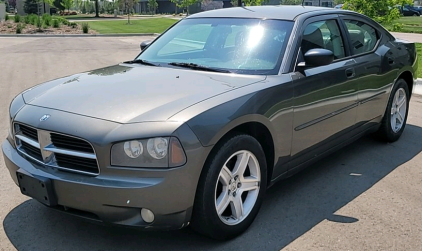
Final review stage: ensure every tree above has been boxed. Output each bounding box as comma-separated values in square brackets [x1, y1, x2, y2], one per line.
[148, 0, 158, 14]
[53, 0, 65, 11]
[61, 0, 73, 13]
[118, 0, 138, 23]
[170, 0, 196, 15]
[95, 0, 99, 17]
[344, 0, 412, 23]
[231, 0, 267, 6]
[5, 0, 10, 12]
[24, 0, 38, 14]
[8, 0, 16, 8]
[74, 0, 82, 12]
[280, 0, 301, 4]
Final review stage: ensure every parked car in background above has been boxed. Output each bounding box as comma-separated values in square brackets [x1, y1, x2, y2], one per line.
[398, 5, 421, 16]
[2, 5, 417, 240]
[334, 4, 344, 9]
[414, 6, 422, 14]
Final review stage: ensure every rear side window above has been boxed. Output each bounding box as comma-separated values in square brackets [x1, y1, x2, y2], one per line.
[344, 20, 379, 55]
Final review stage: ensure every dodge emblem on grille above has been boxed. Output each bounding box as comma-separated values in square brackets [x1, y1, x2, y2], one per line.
[40, 114, 51, 121]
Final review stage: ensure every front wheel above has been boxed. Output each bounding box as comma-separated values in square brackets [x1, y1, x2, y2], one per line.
[376, 79, 410, 142]
[191, 134, 267, 240]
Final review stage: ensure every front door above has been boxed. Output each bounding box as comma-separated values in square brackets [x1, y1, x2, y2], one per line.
[290, 17, 358, 162]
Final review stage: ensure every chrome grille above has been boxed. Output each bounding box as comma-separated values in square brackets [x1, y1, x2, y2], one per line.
[20, 141, 43, 161]
[19, 124, 38, 141]
[50, 133, 94, 153]
[14, 123, 99, 175]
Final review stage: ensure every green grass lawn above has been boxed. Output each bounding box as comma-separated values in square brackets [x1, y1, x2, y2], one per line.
[385, 16, 422, 33]
[416, 43, 422, 78]
[79, 18, 178, 34]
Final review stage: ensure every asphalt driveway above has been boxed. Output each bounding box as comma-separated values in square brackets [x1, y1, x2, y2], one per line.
[0, 37, 421, 251]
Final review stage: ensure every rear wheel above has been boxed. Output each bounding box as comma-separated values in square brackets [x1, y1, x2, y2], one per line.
[191, 134, 267, 240]
[376, 79, 410, 142]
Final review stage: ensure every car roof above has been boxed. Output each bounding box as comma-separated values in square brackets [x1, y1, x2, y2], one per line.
[187, 5, 346, 20]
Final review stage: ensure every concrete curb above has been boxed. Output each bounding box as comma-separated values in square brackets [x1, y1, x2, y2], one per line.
[415, 78, 422, 95]
[0, 33, 160, 37]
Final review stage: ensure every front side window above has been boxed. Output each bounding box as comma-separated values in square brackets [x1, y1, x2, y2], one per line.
[138, 18, 294, 75]
[301, 19, 346, 60]
[344, 20, 379, 55]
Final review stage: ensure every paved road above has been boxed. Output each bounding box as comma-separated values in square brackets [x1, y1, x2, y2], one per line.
[0, 37, 421, 251]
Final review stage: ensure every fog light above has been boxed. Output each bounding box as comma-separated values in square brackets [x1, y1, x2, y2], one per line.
[141, 208, 155, 223]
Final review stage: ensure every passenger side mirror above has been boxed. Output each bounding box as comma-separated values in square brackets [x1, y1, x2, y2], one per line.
[140, 40, 152, 51]
[298, 48, 334, 68]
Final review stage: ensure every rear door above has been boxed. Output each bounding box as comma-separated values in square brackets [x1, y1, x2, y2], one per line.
[340, 16, 393, 126]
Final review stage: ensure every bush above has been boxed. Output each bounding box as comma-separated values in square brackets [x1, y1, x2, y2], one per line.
[35, 16, 42, 29]
[16, 24, 23, 34]
[24, 15, 30, 24]
[82, 22, 89, 33]
[29, 14, 38, 25]
[61, 18, 70, 25]
[392, 23, 403, 32]
[52, 19, 60, 28]
[14, 14, 21, 23]
[5, 14, 9, 21]
[42, 14, 52, 26]
[70, 22, 77, 28]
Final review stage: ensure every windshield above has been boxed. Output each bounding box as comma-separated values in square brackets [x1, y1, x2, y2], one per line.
[137, 18, 294, 75]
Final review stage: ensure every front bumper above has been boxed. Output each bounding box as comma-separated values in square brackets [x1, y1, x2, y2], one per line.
[2, 139, 198, 230]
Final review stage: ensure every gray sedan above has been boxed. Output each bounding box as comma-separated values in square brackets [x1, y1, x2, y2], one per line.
[2, 6, 417, 240]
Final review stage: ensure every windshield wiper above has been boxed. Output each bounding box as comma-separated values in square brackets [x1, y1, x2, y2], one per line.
[168, 62, 231, 73]
[124, 59, 159, 66]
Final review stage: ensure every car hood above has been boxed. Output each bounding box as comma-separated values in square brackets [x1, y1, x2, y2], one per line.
[23, 64, 266, 123]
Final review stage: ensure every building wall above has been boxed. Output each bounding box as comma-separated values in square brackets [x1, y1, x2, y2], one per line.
[303, 0, 334, 7]
[15, 0, 50, 15]
[138, 0, 230, 14]
[0, 3, 5, 21]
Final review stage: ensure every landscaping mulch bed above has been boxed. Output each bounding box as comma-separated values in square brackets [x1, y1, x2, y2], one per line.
[0, 20, 97, 35]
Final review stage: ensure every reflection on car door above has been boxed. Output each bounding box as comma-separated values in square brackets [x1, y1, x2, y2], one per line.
[290, 17, 358, 163]
[342, 18, 394, 126]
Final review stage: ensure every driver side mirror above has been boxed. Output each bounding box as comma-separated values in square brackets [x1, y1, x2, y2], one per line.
[298, 48, 334, 68]
[140, 40, 152, 51]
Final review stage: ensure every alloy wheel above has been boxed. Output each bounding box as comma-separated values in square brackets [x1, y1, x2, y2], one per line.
[214, 150, 261, 226]
[390, 87, 407, 133]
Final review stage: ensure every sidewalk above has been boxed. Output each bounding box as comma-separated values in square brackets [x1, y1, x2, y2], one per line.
[390, 32, 422, 42]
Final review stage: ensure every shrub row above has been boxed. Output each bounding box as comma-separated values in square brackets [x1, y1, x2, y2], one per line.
[10, 14, 89, 33]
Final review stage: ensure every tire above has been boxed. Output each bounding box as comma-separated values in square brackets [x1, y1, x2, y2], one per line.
[376, 79, 410, 142]
[191, 134, 267, 240]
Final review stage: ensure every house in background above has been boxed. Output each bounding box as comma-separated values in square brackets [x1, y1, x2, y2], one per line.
[303, 0, 334, 7]
[15, 0, 50, 16]
[136, 0, 231, 14]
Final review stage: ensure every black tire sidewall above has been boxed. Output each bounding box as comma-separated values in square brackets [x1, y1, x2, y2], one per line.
[193, 134, 267, 240]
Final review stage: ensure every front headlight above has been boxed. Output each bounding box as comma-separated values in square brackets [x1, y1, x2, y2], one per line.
[8, 94, 25, 143]
[111, 137, 186, 168]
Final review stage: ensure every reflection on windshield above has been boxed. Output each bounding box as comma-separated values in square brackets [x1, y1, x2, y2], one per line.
[247, 25, 265, 49]
[137, 18, 294, 75]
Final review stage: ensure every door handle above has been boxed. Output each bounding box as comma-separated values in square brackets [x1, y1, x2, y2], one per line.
[388, 57, 394, 65]
[345, 68, 355, 78]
